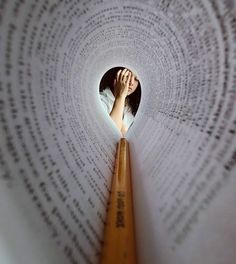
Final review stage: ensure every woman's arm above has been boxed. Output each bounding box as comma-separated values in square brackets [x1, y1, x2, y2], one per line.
[121, 123, 128, 135]
[109, 69, 131, 131]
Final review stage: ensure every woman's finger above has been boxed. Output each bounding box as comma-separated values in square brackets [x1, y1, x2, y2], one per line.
[118, 69, 125, 83]
[130, 73, 134, 85]
[122, 70, 130, 83]
[116, 70, 122, 82]
[126, 71, 132, 87]
[122, 68, 129, 78]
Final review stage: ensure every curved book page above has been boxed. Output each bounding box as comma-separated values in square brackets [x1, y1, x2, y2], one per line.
[0, 1, 236, 264]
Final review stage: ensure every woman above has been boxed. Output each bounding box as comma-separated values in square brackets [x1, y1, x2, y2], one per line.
[100, 67, 141, 135]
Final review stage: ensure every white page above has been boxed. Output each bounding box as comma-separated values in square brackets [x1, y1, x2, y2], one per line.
[0, 1, 120, 264]
[126, 1, 236, 263]
[1, 0, 236, 264]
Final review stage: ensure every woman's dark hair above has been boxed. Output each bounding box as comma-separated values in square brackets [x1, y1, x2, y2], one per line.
[99, 67, 141, 115]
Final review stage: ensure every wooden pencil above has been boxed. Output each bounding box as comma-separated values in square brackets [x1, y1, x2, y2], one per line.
[100, 138, 137, 264]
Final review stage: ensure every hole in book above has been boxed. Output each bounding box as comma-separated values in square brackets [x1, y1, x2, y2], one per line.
[99, 66, 141, 135]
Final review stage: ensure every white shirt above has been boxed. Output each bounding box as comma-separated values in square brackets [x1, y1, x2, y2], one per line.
[100, 88, 134, 129]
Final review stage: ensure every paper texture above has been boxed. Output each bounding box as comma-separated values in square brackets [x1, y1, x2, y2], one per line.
[0, 0, 236, 264]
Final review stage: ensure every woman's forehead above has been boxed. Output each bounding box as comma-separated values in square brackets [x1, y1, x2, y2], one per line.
[128, 69, 138, 79]
[132, 72, 138, 80]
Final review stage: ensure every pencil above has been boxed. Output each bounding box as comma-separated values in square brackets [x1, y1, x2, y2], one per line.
[100, 138, 137, 264]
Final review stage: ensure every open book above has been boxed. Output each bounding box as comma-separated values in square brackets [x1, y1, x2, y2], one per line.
[0, 0, 236, 264]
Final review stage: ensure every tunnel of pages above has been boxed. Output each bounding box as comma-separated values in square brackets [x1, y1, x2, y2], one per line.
[0, 0, 236, 264]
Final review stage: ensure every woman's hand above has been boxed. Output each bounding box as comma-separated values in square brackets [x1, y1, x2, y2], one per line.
[109, 68, 132, 134]
[114, 69, 132, 99]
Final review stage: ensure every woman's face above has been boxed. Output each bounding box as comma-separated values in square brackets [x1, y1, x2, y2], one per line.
[113, 69, 139, 95]
[128, 72, 139, 95]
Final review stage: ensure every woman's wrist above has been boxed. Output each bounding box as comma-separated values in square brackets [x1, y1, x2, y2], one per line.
[115, 94, 126, 101]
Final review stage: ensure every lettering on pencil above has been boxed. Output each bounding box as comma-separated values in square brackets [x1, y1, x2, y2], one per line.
[116, 191, 125, 228]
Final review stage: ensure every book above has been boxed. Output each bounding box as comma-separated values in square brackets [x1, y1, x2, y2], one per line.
[0, 0, 236, 264]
